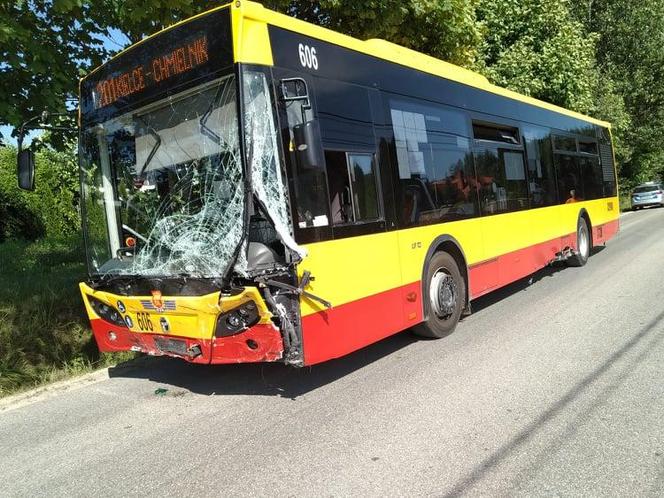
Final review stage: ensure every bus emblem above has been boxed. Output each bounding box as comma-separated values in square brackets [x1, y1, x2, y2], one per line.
[151, 290, 164, 310]
[140, 296, 176, 312]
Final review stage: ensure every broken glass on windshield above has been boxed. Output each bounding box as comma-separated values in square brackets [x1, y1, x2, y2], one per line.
[81, 74, 246, 278]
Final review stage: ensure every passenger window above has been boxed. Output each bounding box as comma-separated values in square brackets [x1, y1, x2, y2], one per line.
[578, 140, 598, 155]
[325, 151, 380, 224]
[314, 78, 375, 150]
[474, 147, 529, 214]
[523, 125, 557, 207]
[579, 156, 603, 200]
[555, 154, 581, 203]
[389, 98, 478, 227]
[553, 135, 577, 152]
[473, 122, 520, 145]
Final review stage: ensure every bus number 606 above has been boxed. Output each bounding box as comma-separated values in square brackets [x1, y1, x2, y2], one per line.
[136, 312, 154, 332]
[298, 43, 318, 70]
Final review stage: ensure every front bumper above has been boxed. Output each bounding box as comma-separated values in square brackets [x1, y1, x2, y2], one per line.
[80, 283, 284, 364]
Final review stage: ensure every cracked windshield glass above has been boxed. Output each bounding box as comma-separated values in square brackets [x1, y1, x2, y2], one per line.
[81, 74, 244, 278]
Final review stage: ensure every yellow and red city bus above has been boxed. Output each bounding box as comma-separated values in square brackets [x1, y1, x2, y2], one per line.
[63, 1, 618, 366]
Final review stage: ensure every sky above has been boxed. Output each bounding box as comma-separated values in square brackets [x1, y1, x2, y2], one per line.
[2, 28, 130, 147]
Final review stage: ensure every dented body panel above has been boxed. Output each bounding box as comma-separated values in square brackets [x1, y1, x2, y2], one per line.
[81, 283, 284, 363]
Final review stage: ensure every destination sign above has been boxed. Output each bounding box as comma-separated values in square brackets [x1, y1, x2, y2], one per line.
[93, 35, 209, 109]
[80, 8, 233, 125]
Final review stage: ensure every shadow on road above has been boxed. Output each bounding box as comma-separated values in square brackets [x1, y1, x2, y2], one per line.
[109, 330, 418, 399]
[441, 304, 664, 497]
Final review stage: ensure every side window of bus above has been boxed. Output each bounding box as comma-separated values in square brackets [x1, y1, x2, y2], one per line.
[578, 139, 603, 200]
[553, 134, 603, 203]
[554, 152, 581, 203]
[522, 125, 557, 207]
[325, 151, 379, 224]
[314, 78, 381, 226]
[472, 122, 529, 214]
[388, 98, 478, 227]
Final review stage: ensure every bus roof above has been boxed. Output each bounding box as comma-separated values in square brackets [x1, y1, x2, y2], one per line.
[83, 0, 611, 129]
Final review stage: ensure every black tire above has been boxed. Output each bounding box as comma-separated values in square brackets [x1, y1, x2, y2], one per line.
[568, 216, 591, 267]
[413, 251, 465, 338]
[633, 206, 640, 211]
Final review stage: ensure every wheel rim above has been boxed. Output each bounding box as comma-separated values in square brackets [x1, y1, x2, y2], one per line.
[429, 268, 458, 320]
[578, 222, 589, 258]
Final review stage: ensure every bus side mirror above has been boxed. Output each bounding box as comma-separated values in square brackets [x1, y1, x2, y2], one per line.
[293, 120, 322, 170]
[17, 149, 36, 191]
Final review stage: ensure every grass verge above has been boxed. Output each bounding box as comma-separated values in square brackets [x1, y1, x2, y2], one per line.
[0, 236, 133, 398]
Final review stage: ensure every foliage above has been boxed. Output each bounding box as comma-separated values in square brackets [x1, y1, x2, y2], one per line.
[3, 0, 664, 185]
[0, 0, 220, 137]
[0, 1, 107, 131]
[0, 236, 133, 397]
[576, 0, 664, 183]
[0, 147, 80, 241]
[475, 0, 598, 113]
[266, 0, 482, 66]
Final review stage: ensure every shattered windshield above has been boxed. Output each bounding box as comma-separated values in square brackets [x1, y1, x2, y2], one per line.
[80, 74, 245, 278]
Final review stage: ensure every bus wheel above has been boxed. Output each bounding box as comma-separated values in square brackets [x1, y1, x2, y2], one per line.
[414, 251, 465, 338]
[568, 216, 591, 267]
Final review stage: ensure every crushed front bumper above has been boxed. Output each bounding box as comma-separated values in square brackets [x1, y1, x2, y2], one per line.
[80, 283, 284, 364]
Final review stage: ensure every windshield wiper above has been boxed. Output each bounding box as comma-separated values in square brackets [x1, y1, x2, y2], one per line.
[199, 81, 231, 146]
[136, 116, 161, 177]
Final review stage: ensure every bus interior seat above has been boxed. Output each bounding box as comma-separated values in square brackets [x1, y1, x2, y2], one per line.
[247, 215, 285, 268]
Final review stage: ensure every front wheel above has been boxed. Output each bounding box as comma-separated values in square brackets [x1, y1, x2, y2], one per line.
[413, 251, 465, 338]
[568, 217, 591, 267]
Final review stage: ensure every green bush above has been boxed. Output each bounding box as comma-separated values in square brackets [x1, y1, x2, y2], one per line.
[0, 149, 133, 396]
[0, 236, 133, 396]
[0, 147, 80, 241]
[0, 236, 87, 393]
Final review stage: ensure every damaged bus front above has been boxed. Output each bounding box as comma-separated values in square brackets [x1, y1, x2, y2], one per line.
[78, 7, 311, 365]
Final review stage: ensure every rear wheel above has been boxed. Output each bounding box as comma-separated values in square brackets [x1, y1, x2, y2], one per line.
[568, 217, 591, 267]
[413, 252, 465, 338]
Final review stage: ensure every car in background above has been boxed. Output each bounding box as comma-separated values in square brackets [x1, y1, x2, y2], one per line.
[631, 182, 664, 210]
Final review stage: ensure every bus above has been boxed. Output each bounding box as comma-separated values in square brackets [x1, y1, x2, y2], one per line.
[19, 1, 619, 366]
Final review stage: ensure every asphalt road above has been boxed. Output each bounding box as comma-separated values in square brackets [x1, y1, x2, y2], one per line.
[3, 208, 664, 497]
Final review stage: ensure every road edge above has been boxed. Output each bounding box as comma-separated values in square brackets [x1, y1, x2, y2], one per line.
[0, 367, 111, 413]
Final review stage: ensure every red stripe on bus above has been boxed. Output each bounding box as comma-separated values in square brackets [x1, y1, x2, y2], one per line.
[469, 218, 619, 298]
[91, 220, 618, 366]
[593, 218, 619, 245]
[90, 318, 213, 364]
[90, 319, 284, 364]
[301, 218, 618, 365]
[211, 324, 283, 364]
[301, 281, 422, 366]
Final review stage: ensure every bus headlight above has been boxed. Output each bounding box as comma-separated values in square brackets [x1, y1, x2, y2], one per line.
[215, 300, 260, 337]
[87, 296, 128, 328]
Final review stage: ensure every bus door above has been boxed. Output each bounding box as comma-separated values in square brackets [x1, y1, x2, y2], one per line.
[272, 68, 404, 364]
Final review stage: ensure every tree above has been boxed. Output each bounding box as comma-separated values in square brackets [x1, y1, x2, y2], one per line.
[0, 0, 222, 134]
[265, 0, 482, 66]
[475, 0, 598, 113]
[0, 1, 106, 131]
[576, 0, 664, 183]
